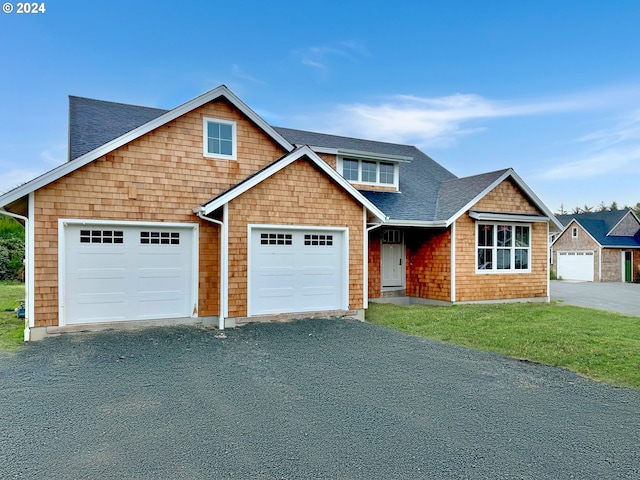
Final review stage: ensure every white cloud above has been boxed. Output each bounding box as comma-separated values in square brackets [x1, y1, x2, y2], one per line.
[537, 147, 640, 180]
[294, 41, 368, 70]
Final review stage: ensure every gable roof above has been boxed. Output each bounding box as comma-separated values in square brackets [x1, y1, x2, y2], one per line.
[0, 85, 294, 207]
[196, 145, 386, 221]
[1, 86, 559, 230]
[556, 210, 640, 248]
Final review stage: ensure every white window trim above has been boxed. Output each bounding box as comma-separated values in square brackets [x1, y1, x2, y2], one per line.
[571, 226, 578, 238]
[337, 157, 399, 190]
[475, 222, 532, 274]
[203, 117, 237, 160]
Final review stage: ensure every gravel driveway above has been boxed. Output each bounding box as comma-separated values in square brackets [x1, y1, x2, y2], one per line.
[1, 319, 638, 479]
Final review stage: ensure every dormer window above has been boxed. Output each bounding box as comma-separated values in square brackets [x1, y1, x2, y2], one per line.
[339, 157, 398, 188]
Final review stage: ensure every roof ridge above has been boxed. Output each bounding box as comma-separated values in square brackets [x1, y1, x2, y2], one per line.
[69, 95, 169, 112]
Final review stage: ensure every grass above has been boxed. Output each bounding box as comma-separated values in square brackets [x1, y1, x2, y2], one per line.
[366, 301, 640, 389]
[0, 281, 25, 351]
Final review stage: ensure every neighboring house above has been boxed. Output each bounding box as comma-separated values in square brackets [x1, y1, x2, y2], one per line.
[0, 86, 562, 340]
[551, 210, 640, 282]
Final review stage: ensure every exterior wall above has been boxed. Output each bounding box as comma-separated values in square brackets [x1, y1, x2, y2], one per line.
[226, 158, 365, 318]
[455, 179, 548, 301]
[610, 212, 640, 236]
[551, 222, 600, 281]
[405, 228, 451, 301]
[633, 251, 640, 282]
[368, 230, 381, 299]
[601, 249, 622, 282]
[32, 99, 287, 327]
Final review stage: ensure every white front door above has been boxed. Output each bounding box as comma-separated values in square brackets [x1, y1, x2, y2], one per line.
[381, 229, 403, 287]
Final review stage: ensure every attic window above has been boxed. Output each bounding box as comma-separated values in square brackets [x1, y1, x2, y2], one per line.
[572, 227, 578, 238]
[203, 117, 237, 160]
[339, 157, 398, 188]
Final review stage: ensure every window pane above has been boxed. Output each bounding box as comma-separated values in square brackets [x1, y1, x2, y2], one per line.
[208, 122, 220, 138]
[497, 225, 512, 247]
[219, 123, 233, 140]
[478, 224, 493, 246]
[478, 248, 492, 269]
[362, 161, 377, 182]
[379, 162, 394, 184]
[497, 248, 511, 269]
[515, 249, 529, 269]
[208, 138, 220, 154]
[343, 159, 359, 181]
[516, 226, 530, 247]
[220, 139, 233, 155]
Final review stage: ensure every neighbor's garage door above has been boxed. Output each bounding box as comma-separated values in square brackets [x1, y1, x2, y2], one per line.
[557, 251, 594, 281]
[249, 227, 346, 315]
[63, 223, 196, 325]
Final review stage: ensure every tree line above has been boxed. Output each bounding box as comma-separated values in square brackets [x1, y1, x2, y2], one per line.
[0, 216, 25, 281]
[556, 201, 640, 217]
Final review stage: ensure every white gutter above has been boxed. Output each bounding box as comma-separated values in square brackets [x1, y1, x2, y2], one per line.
[0, 204, 32, 341]
[195, 205, 228, 330]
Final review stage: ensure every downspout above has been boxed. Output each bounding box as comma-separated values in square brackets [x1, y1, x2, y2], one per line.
[450, 221, 456, 303]
[0, 208, 32, 341]
[365, 219, 385, 310]
[196, 205, 228, 330]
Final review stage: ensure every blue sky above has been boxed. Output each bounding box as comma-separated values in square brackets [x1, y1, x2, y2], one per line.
[1, 0, 640, 213]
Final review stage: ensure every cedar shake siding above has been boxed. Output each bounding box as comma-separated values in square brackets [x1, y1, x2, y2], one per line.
[405, 228, 451, 302]
[455, 179, 548, 301]
[368, 230, 382, 299]
[31, 99, 287, 327]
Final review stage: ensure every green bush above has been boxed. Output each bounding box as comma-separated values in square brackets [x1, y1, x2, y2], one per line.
[0, 217, 25, 281]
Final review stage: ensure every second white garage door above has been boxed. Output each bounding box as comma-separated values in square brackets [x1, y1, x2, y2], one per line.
[62, 221, 197, 325]
[249, 227, 347, 315]
[557, 251, 595, 281]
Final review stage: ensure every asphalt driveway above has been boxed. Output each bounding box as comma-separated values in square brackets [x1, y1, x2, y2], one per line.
[1, 319, 639, 479]
[551, 280, 640, 316]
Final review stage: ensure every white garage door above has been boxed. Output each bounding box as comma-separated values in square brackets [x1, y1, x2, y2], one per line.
[557, 251, 594, 281]
[62, 222, 197, 325]
[249, 227, 346, 315]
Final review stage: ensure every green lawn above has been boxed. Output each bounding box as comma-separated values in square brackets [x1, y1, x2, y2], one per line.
[366, 302, 640, 389]
[0, 281, 25, 351]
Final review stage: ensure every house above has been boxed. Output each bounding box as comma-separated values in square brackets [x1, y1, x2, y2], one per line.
[0, 86, 562, 341]
[551, 210, 640, 282]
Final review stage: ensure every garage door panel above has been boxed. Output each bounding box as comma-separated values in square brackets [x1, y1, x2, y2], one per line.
[557, 251, 594, 281]
[250, 228, 345, 315]
[63, 223, 196, 325]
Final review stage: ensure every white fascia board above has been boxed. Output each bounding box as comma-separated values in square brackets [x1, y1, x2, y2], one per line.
[469, 211, 550, 223]
[444, 168, 564, 231]
[299, 146, 413, 164]
[382, 219, 448, 228]
[198, 146, 387, 221]
[0, 85, 294, 208]
[337, 149, 413, 163]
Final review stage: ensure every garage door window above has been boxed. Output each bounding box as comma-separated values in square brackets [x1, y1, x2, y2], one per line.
[140, 231, 180, 245]
[260, 233, 292, 245]
[304, 234, 333, 246]
[80, 229, 124, 244]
